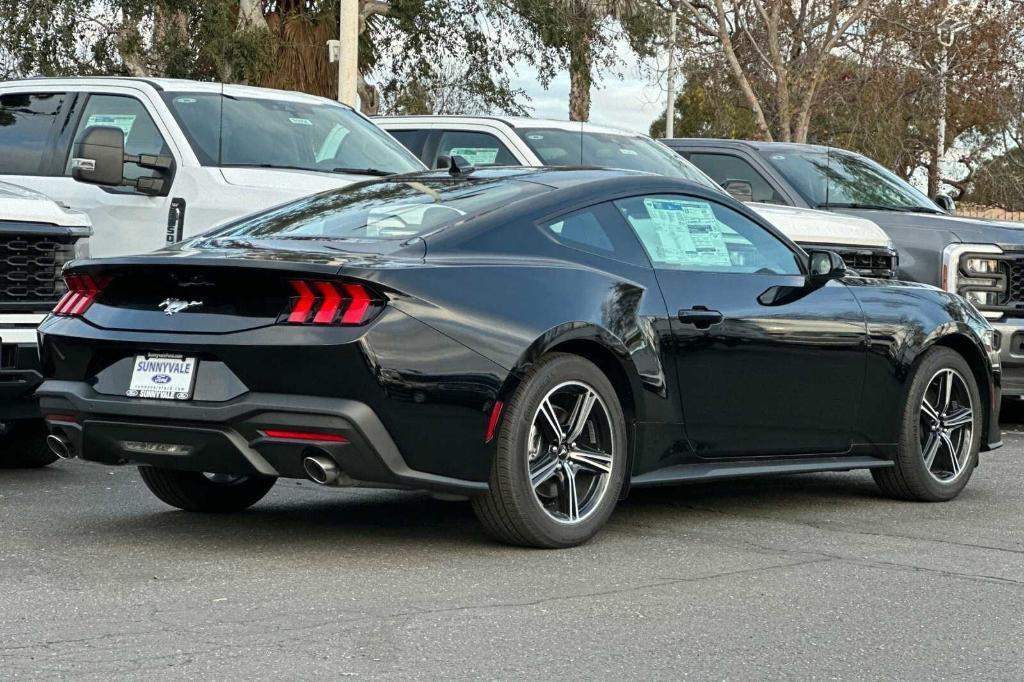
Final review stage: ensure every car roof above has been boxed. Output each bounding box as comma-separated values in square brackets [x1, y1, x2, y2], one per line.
[376, 115, 643, 138]
[3, 76, 348, 108]
[664, 138, 837, 155]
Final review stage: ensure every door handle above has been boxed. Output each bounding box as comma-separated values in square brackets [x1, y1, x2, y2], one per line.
[678, 306, 724, 330]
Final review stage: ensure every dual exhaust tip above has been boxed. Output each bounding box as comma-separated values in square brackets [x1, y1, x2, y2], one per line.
[48, 432, 341, 485]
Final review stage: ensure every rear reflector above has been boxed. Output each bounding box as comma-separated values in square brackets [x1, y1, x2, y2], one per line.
[44, 413, 77, 423]
[260, 429, 348, 443]
[53, 275, 111, 317]
[484, 400, 504, 443]
[284, 280, 381, 326]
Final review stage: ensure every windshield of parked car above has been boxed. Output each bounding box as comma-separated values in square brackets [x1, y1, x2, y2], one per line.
[760, 148, 942, 213]
[163, 92, 422, 175]
[516, 128, 723, 191]
[198, 176, 550, 242]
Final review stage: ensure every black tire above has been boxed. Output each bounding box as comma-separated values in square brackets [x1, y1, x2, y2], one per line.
[0, 421, 59, 469]
[472, 353, 627, 548]
[872, 347, 981, 502]
[139, 466, 277, 512]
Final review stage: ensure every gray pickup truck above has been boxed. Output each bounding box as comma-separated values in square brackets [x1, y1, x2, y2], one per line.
[668, 138, 1024, 396]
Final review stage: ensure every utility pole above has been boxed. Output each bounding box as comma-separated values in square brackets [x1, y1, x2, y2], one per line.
[337, 0, 360, 107]
[665, 6, 677, 139]
[933, 4, 965, 198]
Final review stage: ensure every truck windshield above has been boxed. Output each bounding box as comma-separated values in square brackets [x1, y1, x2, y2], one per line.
[760, 148, 942, 213]
[163, 93, 423, 175]
[198, 175, 549, 243]
[515, 128, 723, 191]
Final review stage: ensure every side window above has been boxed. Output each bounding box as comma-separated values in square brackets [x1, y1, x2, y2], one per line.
[0, 92, 67, 175]
[541, 202, 647, 265]
[435, 130, 518, 167]
[386, 128, 428, 160]
[688, 153, 785, 204]
[613, 194, 801, 275]
[67, 95, 170, 182]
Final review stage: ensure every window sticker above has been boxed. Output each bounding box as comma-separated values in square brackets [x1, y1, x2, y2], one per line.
[174, 97, 197, 104]
[642, 198, 732, 266]
[85, 114, 136, 138]
[619, 148, 638, 156]
[449, 147, 499, 165]
[289, 117, 313, 126]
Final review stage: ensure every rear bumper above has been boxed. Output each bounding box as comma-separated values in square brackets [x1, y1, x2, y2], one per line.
[37, 380, 488, 495]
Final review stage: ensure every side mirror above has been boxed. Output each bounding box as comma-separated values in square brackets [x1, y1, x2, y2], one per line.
[722, 179, 754, 203]
[934, 193, 956, 214]
[808, 250, 847, 282]
[71, 126, 124, 187]
[435, 155, 451, 169]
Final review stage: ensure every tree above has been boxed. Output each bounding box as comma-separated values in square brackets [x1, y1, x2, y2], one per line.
[648, 69, 756, 138]
[656, 0, 872, 142]
[0, 0, 543, 116]
[517, 0, 649, 121]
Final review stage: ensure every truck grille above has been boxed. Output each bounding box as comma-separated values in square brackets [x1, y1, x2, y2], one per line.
[1007, 259, 1024, 304]
[0, 236, 75, 310]
[833, 248, 896, 279]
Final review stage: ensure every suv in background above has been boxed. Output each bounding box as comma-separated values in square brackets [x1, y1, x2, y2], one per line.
[378, 116, 897, 277]
[0, 181, 90, 467]
[0, 78, 424, 258]
[668, 138, 1024, 395]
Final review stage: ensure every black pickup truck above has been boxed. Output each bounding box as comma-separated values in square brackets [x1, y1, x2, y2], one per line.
[0, 181, 90, 467]
[668, 138, 1022, 396]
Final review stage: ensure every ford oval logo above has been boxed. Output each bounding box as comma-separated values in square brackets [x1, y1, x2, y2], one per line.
[151, 374, 172, 384]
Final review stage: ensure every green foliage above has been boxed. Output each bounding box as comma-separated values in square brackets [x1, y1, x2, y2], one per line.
[649, 77, 757, 139]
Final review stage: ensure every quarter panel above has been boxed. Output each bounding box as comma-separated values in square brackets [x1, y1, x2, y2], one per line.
[846, 278, 995, 447]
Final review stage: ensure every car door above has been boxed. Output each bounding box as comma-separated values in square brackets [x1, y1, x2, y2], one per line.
[613, 192, 867, 458]
[13, 89, 177, 257]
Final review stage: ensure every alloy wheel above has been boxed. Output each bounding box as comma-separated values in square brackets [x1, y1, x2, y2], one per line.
[526, 381, 615, 524]
[919, 368, 974, 483]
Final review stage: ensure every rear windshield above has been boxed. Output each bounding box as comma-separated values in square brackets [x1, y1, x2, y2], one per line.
[516, 128, 722, 190]
[201, 176, 550, 242]
[163, 92, 422, 175]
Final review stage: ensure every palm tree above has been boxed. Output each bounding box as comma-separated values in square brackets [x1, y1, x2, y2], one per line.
[531, 0, 646, 121]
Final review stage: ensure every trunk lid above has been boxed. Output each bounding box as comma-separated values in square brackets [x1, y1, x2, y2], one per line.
[64, 241, 415, 333]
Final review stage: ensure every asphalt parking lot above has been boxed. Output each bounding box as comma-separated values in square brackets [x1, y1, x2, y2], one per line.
[3, 415, 1024, 680]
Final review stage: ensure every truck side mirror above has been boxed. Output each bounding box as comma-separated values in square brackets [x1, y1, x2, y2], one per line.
[934, 193, 956, 214]
[71, 126, 125, 187]
[722, 179, 754, 203]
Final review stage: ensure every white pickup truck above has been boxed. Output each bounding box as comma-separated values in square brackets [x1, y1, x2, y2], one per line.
[0, 77, 425, 257]
[377, 116, 898, 277]
[0, 182, 90, 467]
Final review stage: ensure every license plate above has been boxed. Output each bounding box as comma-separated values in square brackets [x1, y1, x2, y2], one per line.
[127, 354, 197, 401]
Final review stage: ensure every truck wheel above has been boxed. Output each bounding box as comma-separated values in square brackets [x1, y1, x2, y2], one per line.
[472, 353, 627, 548]
[139, 467, 277, 512]
[872, 347, 981, 502]
[0, 422, 59, 469]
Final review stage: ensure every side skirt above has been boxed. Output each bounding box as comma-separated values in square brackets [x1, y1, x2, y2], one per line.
[629, 455, 894, 488]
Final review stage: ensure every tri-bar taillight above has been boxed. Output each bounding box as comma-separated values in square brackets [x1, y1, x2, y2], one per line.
[284, 280, 381, 326]
[53, 275, 111, 317]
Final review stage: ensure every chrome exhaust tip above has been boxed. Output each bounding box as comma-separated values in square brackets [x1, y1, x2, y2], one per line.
[46, 434, 73, 460]
[303, 455, 340, 485]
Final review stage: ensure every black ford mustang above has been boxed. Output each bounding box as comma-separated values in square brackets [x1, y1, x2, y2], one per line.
[37, 167, 1001, 548]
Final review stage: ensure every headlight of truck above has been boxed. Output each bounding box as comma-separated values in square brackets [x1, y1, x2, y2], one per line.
[942, 244, 1007, 319]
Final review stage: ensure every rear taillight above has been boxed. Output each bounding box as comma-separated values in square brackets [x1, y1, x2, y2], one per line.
[284, 280, 382, 326]
[53, 275, 111, 317]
